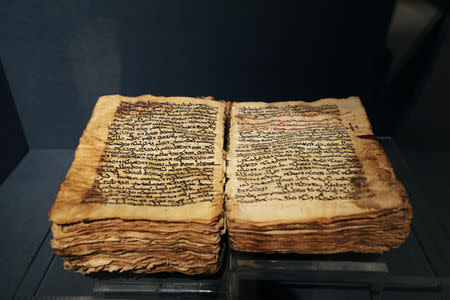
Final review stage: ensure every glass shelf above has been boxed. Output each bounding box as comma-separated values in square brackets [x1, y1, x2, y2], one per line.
[92, 249, 450, 299]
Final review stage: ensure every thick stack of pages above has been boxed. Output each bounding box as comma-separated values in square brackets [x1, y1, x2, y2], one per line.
[49, 95, 226, 274]
[225, 97, 412, 254]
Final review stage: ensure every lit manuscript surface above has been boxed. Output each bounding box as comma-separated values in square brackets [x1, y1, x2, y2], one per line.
[86, 101, 221, 207]
[225, 99, 411, 253]
[49, 95, 412, 274]
[49, 96, 225, 274]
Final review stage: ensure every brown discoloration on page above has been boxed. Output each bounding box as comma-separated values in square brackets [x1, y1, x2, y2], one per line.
[49, 95, 226, 224]
[49, 94, 226, 275]
[225, 97, 411, 222]
[225, 97, 412, 253]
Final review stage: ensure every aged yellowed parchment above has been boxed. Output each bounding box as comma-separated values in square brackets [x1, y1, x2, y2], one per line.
[49, 95, 226, 224]
[50, 95, 412, 265]
[225, 97, 411, 224]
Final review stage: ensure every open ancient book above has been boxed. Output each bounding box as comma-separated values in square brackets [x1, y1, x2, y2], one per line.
[49, 95, 412, 274]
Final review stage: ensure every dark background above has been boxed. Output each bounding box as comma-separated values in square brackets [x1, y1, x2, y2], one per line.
[2, 1, 449, 165]
[1, 1, 395, 151]
[1, 0, 449, 298]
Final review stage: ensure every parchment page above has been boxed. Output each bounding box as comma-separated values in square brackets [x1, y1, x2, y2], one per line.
[50, 95, 226, 224]
[225, 97, 410, 224]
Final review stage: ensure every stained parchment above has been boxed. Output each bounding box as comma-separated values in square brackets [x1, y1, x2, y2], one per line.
[233, 103, 375, 203]
[49, 95, 226, 224]
[85, 101, 220, 207]
[225, 97, 411, 224]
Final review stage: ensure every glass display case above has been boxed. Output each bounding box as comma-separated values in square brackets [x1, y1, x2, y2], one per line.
[1, 1, 449, 299]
